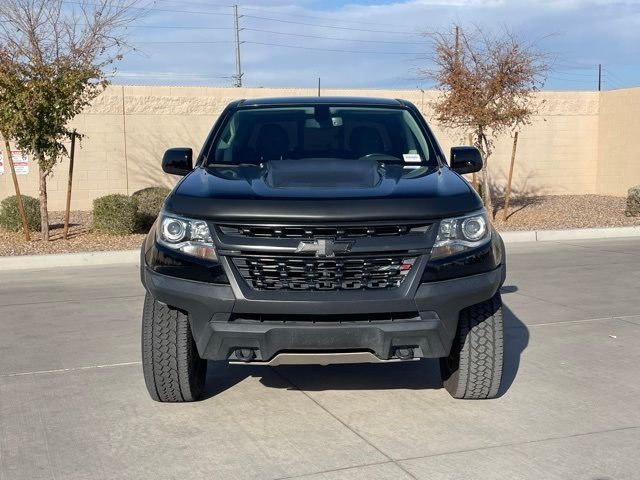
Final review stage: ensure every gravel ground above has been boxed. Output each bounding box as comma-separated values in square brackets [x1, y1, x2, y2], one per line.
[0, 211, 145, 256]
[493, 194, 640, 231]
[0, 195, 638, 256]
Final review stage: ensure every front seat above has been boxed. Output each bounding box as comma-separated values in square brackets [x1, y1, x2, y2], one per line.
[256, 124, 290, 160]
[349, 126, 384, 158]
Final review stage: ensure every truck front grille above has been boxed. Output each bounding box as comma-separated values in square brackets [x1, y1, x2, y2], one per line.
[232, 255, 417, 291]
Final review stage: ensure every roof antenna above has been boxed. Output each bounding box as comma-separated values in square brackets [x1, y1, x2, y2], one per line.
[317, 77, 321, 97]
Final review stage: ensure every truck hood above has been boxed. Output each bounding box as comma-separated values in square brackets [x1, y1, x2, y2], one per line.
[165, 158, 482, 222]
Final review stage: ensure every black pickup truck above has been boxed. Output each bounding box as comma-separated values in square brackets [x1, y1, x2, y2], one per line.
[140, 96, 506, 402]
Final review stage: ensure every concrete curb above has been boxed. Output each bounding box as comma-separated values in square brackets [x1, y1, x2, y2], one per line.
[0, 226, 639, 270]
[500, 226, 640, 243]
[499, 231, 537, 243]
[0, 250, 139, 271]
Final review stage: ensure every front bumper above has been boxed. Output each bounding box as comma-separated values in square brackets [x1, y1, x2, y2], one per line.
[141, 262, 504, 362]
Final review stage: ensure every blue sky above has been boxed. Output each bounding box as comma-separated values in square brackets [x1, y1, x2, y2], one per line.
[114, 0, 640, 91]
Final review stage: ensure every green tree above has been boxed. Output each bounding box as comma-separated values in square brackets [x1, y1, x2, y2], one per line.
[0, 0, 138, 240]
[0, 48, 31, 239]
[420, 25, 549, 217]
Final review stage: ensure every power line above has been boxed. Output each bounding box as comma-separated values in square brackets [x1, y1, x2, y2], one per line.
[602, 71, 634, 90]
[143, 5, 233, 16]
[602, 77, 626, 90]
[554, 65, 595, 71]
[553, 58, 596, 69]
[127, 25, 430, 46]
[546, 76, 596, 84]
[128, 25, 233, 30]
[603, 68, 631, 87]
[547, 74, 596, 83]
[244, 41, 422, 55]
[117, 71, 232, 79]
[149, 0, 417, 29]
[603, 68, 625, 83]
[238, 5, 410, 29]
[152, 0, 234, 8]
[242, 28, 431, 45]
[63, 1, 233, 16]
[241, 14, 420, 35]
[99, 1, 630, 91]
[134, 40, 234, 44]
[603, 79, 626, 90]
[551, 69, 596, 78]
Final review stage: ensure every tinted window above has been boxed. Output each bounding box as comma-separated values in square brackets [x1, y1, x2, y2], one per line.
[208, 106, 436, 165]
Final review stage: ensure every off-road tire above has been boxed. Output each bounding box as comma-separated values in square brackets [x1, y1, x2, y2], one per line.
[142, 293, 207, 402]
[440, 293, 503, 399]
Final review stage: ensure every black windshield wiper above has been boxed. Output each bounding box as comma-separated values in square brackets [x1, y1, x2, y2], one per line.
[358, 153, 405, 164]
[207, 157, 295, 167]
[374, 157, 430, 166]
[375, 158, 405, 164]
[207, 162, 262, 168]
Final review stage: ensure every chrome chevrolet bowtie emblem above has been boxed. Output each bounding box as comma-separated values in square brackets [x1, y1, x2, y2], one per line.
[295, 238, 353, 257]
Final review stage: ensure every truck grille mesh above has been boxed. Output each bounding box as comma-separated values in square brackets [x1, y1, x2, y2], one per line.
[220, 224, 429, 239]
[232, 255, 416, 291]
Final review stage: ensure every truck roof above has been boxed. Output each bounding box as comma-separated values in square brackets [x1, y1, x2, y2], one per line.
[239, 96, 406, 107]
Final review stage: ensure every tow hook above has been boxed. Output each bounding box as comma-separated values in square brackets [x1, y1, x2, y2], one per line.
[234, 348, 256, 362]
[394, 347, 415, 360]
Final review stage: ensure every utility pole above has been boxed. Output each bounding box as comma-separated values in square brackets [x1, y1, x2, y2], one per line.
[318, 77, 321, 96]
[233, 5, 243, 87]
[598, 63, 602, 91]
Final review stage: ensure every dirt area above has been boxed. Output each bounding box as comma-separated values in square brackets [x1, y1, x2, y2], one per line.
[0, 211, 145, 256]
[492, 194, 639, 231]
[0, 195, 638, 256]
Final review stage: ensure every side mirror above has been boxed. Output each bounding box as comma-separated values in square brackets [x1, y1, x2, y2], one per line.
[450, 146, 483, 174]
[162, 148, 193, 176]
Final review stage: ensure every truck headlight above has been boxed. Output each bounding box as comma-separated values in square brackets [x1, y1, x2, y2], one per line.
[430, 211, 490, 259]
[157, 211, 218, 261]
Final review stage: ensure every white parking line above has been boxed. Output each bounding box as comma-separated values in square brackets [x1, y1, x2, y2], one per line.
[2, 361, 141, 378]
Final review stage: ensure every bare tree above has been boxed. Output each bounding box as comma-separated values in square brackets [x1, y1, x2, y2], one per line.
[419, 24, 549, 217]
[0, 0, 139, 240]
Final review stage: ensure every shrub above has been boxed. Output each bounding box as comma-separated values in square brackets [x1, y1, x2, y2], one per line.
[132, 186, 170, 231]
[627, 185, 640, 217]
[0, 195, 41, 232]
[93, 194, 140, 235]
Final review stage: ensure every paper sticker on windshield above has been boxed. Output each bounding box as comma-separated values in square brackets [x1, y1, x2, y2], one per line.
[403, 154, 421, 163]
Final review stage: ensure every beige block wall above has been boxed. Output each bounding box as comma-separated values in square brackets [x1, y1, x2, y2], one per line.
[597, 88, 640, 195]
[426, 91, 600, 197]
[0, 85, 636, 210]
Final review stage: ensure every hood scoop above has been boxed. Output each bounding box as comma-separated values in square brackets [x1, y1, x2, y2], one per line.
[264, 158, 381, 189]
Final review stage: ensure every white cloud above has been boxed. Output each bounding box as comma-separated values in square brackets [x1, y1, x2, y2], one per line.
[114, 0, 640, 90]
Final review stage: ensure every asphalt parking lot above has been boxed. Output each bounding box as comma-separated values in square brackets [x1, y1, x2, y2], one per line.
[1, 237, 640, 480]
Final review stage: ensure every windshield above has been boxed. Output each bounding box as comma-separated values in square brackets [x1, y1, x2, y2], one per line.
[206, 106, 437, 166]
